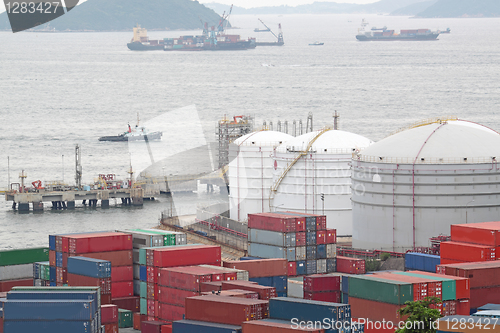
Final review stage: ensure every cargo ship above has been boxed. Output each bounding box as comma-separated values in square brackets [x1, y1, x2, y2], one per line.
[254, 21, 284, 47]
[356, 19, 439, 41]
[99, 114, 162, 142]
[127, 25, 164, 51]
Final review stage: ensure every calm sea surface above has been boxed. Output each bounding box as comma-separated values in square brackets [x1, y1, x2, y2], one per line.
[1, 14, 500, 249]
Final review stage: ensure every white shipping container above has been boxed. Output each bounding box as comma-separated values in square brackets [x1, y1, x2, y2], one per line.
[0, 264, 33, 280]
[327, 244, 337, 258]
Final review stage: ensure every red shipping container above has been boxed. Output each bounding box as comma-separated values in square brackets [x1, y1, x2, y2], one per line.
[153, 245, 221, 267]
[407, 270, 470, 300]
[451, 222, 500, 247]
[147, 299, 157, 317]
[146, 282, 157, 300]
[111, 281, 133, 298]
[157, 302, 185, 322]
[0, 317, 2, 333]
[304, 274, 341, 292]
[111, 296, 140, 312]
[349, 296, 405, 324]
[442, 300, 456, 316]
[147, 266, 157, 284]
[111, 266, 133, 282]
[101, 294, 112, 304]
[336, 256, 365, 274]
[304, 290, 341, 303]
[295, 216, 306, 232]
[55, 235, 63, 252]
[223, 259, 287, 278]
[66, 232, 132, 254]
[456, 298, 470, 315]
[215, 289, 259, 299]
[316, 231, 326, 245]
[67, 272, 111, 294]
[180, 266, 224, 282]
[101, 304, 118, 324]
[49, 250, 56, 266]
[104, 323, 118, 333]
[68, 250, 133, 267]
[296, 232, 306, 246]
[158, 267, 212, 291]
[242, 320, 324, 332]
[288, 262, 296, 277]
[157, 285, 199, 305]
[326, 229, 336, 244]
[185, 295, 269, 325]
[440, 241, 496, 262]
[141, 321, 163, 333]
[248, 213, 296, 233]
[56, 267, 63, 284]
[222, 280, 276, 300]
[440, 258, 468, 265]
[161, 324, 173, 333]
[132, 313, 149, 330]
[200, 281, 222, 293]
[439, 261, 500, 288]
[470, 286, 500, 309]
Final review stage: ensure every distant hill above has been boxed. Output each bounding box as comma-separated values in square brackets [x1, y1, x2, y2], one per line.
[390, 1, 437, 16]
[415, 0, 500, 18]
[0, 0, 223, 31]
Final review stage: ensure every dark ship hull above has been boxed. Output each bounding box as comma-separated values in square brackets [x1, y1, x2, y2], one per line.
[356, 34, 439, 41]
[127, 42, 164, 51]
[99, 131, 163, 142]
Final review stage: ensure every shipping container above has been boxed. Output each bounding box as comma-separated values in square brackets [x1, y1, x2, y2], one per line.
[317, 231, 326, 245]
[296, 232, 306, 247]
[404, 252, 440, 272]
[139, 229, 187, 246]
[306, 261, 317, 275]
[403, 271, 469, 300]
[115, 229, 163, 249]
[248, 243, 287, 260]
[157, 302, 185, 322]
[0, 264, 32, 280]
[317, 245, 327, 259]
[440, 241, 496, 262]
[306, 232, 317, 246]
[112, 281, 133, 298]
[304, 274, 341, 292]
[222, 280, 276, 300]
[185, 295, 269, 325]
[65, 232, 132, 254]
[3, 299, 94, 320]
[153, 245, 221, 267]
[0, 279, 34, 292]
[317, 259, 327, 274]
[101, 304, 118, 324]
[198, 265, 249, 281]
[326, 259, 336, 273]
[296, 261, 306, 276]
[348, 296, 404, 324]
[111, 265, 133, 282]
[140, 320, 163, 333]
[0, 248, 49, 266]
[173, 319, 242, 333]
[348, 275, 413, 305]
[242, 319, 324, 332]
[158, 267, 211, 291]
[67, 256, 111, 279]
[118, 308, 133, 328]
[6, 290, 99, 314]
[296, 247, 306, 261]
[248, 229, 296, 247]
[336, 256, 365, 274]
[250, 276, 287, 292]
[451, 222, 500, 247]
[438, 261, 500, 288]
[248, 213, 296, 233]
[372, 272, 442, 301]
[288, 262, 296, 277]
[223, 259, 287, 278]
[326, 229, 336, 244]
[306, 246, 317, 260]
[304, 290, 341, 303]
[67, 272, 111, 294]
[68, 250, 133, 267]
[269, 297, 350, 322]
[3, 320, 95, 333]
[200, 281, 222, 293]
[12, 285, 101, 306]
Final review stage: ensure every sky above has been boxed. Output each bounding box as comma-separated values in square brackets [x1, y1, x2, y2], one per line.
[199, 0, 378, 9]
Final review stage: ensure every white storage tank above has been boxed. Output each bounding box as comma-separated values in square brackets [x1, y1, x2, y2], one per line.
[351, 118, 500, 252]
[228, 130, 293, 222]
[271, 128, 373, 235]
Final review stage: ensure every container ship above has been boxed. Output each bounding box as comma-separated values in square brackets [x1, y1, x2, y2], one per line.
[355, 19, 439, 41]
[126, 25, 164, 51]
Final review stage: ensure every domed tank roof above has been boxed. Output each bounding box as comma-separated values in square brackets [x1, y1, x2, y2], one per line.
[359, 120, 500, 164]
[234, 130, 293, 147]
[277, 129, 373, 153]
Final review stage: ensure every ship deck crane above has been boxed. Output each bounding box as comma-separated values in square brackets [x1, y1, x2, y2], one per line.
[258, 19, 284, 44]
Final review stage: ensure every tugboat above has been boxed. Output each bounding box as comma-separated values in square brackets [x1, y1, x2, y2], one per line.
[309, 41, 324, 46]
[98, 114, 162, 142]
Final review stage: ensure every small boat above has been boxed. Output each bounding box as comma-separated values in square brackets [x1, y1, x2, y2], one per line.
[439, 28, 451, 34]
[254, 28, 270, 32]
[99, 114, 162, 142]
[309, 42, 324, 46]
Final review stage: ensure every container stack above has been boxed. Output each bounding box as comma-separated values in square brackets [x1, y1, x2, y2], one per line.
[241, 297, 351, 333]
[3, 286, 100, 333]
[0, 247, 48, 291]
[223, 258, 288, 296]
[437, 260, 500, 311]
[247, 212, 336, 276]
[336, 256, 365, 275]
[33, 261, 51, 286]
[101, 304, 119, 332]
[48, 231, 134, 306]
[439, 221, 500, 265]
[138, 244, 222, 323]
[303, 274, 341, 303]
[404, 252, 440, 272]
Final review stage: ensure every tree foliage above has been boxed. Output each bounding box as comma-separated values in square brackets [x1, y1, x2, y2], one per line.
[396, 297, 442, 333]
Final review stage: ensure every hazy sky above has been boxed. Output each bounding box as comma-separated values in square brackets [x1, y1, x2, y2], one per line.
[199, 0, 377, 9]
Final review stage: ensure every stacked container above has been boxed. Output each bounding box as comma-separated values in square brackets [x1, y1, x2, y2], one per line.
[3, 287, 100, 333]
[404, 252, 441, 272]
[303, 274, 341, 303]
[336, 256, 365, 275]
[0, 247, 48, 291]
[101, 304, 119, 332]
[247, 212, 336, 276]
[32, 261, 51, 286]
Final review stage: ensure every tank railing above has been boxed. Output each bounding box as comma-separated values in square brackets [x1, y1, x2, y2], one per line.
[280, 147, 363, 155]
[387, 115, 459, 137]
[356, 155, 498, 165]
[236, 141, 289, 147]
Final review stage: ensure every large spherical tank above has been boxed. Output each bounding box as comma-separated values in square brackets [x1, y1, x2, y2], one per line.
[229, 130, 293, 222]
[271, 129, 373, 235]
[351, 120, 500, 252]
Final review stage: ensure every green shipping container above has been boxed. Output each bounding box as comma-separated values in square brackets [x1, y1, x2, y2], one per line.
[11, 286, 101, 307]
[118, 308, 133, 328]
[348, 275, 413, 305]
[131, 229, 176, 246]
[140, 297, 147, 315]
[140, 281, 147, 298]
[0, 248, 49, 266]
[394, 271, 456, 301]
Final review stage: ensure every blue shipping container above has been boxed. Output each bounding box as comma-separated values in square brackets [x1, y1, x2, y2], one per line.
[240, 257, 261, 261]
[317, 244, 327, 259]
[306, 246, 316, 260]
[56, 252, 63, 268]
[296, 261, 306, 276]
[306, 232, 317, 245]
[249, 276, 287, 292]
[172, 319, 242, 333]
[6, 290, 99, 315]
[49, 266, 56, 283]
[67, 257, 111, 279]
[306, 261, 317, 275]
[341, 275, 349, 294]
[4, 320, 95, 333]
[326, 258, 336, 273]
[140, 265, 147, 281]
[404, 252, 440, 273]
[3, 300, 94, 321]
[49, 235, 56, 251]
[269, 297, 351, 324]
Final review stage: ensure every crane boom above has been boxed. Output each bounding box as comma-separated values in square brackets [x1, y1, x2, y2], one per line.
[258, 18, 278, 39]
